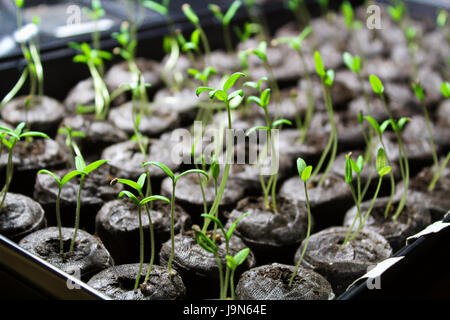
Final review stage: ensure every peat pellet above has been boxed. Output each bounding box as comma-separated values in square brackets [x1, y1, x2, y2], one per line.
[159, 230, 256, 299]
[0, 193, 46, 242]
[295, 226, 393, 296]
[280, 173, 353, 230]
[64, 78, 95, 114]
[226, 196, 309, 265]
[1, 96, 65, 136]
[95, 199, 191, 264]
[343, 198, 431, 252]
[235, 263, 334, 300]
[87, 264, 185, 300]
[33, 165, 122, 234]
[19, 227, 113, 281]
[153, 87, 201, 125]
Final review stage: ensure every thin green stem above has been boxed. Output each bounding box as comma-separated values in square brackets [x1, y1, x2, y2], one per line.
[56, 186, 63, 255]
[143, 204, 155, 284]
[70, 175, 85, 252]
[420, 100, 438, 167]
[0, 146, 16, 210]
[168, 182, 176, 274]
[428, 152, 450, 191]
[215, 253, 224, 299]
[135, 205, 144, 290]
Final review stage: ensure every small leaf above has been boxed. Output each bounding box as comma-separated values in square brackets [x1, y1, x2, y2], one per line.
[369, 75, 384, 95]
[118, 190, 139, 205]
[83, 160, 108, 174]
[38, 170, 61, 185]
[20, 131, 50, 139]
[378, 166, 392, 177]
[226, 255, 237, 270]
[342, 52, 354, 72]
[233, 248, 250, 266]
[223, 72, 246, 91]
[380, 119, 391, 133]
[116, 178, 141, 192]
[345, 154, 353, 184]
[397, 117, 410, 131]
[223, 1, 242, 26]
[201, 214, 225, 235]
[182, 3, 199, 25]
[227, 211, 251, 240]
[175, 169, 209, 184]
[412, 83, 424, 101]
[272, 119, 292, 128]
[356, 155, 364, 172]
[211, 89, 228, 102]
[61, 170, 84, 185]
[246, 126, 268, 136]
[441, 82, 450, 98]
[142, 161, 175, 180]
[14, 122, 26, 136]
[75, 155, 86, 171]
[229, 94, 244, 109]
[314, 51, 325, 77]
[142, 0, 168, 16]
[195, 231, 217, 254]
[350, 158, 360, 174]
[324, 69, 335, 87]
[260, 88, 271, 107]
[247, 96, 261, 106]
[211, 161, 220, 180]
[296, 157, 307, 177]
[364, 115, 381, 135]
[196, 87, 213, 96]
[137, 173, 147, 189]
[301, 166, 313, 182]
[227, 89, 244, 101]
[139, 195, 170, 206]
[376, 147, 387, 172]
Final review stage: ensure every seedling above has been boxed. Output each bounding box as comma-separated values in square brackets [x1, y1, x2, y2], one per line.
[242, 0, 269, 41]
[342, 148, 392, 245]
[182, 4, 211, 59]
[311, 51, 338, 185]
[209, 1, 242, 53]
[83, 0, 106, 75]
[246, 81, 292, 211]
[277, 27, 315, 143]
[427, 82, 450, 191]
[37, 168, 91, 255]
[194, 211, 251, 299]
[437, 9, 449, 43]
[141, 0, 173, 34]
[58, 126, 85, 168]
[369, 75, 410, 220]
[341, 1, 363, 31]
[234, 22, 260, 43]
[289, 158, 313, 286]
[142, 161, 208, 275]
[196, 72, 246, 229]
[114, 174, 170, 290]
[0, 123, 49, 210]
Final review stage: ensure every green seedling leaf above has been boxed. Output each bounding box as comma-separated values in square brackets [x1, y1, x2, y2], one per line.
[227, 211, 251, 240]
[247, 96, 261, 106]
[83, 159, 108, 174]
[118, 190, 139, 206]
[341, 1, 354, 28]
[38, 170, 61, 185]
[228, 89, 244, 101]
[301, 166, 312, 182]
[175, 169, 209, 184]
[412, 83, 424, 101]
[142, 161, 175, 180]
[397, 117, 410, 131]
[139, 195, 170, 206]
[437, 10, 448, 28]
[75, 155, 86, 171]
[61, 170, 84, 185]
[343, 52, 360, 73]
[350, 158, 360, 174]
[272, 119, 292, 128]
[182, 4, 199, 25]
[195, 231, 217, 254]
[369, 75, 384, 94]
[196, 87, 214, 96]
[376, 147, 387, 172]
[246, 126, 268, 136]
[226, 255, 237, 270]
[345, 154, 353, 184]
[15, 0, 24, 8]
[387, 4, 403, 23]
[137, 173, 147, 189]
[378, 166, 392, 177]
[356, 155, 364, 172]
[211, 161, 220, 180]
[210, 89, 227, 101]
[229, 94, 244, 109]
[116, 178, 141, 192]
[442, 82, 450, 98]
[260, 88, 270, 107]
[380, 119, 391, 133]
[233, 248, 250, 266]
[223, 1, 242, 26]
[314, 51, 325, 77]
[296, 157, 307, 177]
[14, 122, 26, 136]
[19, 131, 50, 139]
[142, 0, 169, 16]
[358, 111, 364, 125]
[324, 69, 335, 86]
[201, 214, 225, 234]
[223, 72, 246, 91]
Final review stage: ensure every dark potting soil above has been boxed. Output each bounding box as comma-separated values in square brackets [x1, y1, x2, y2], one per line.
[235, 263, 334, 300]
[278, 128, 328, 165]
[56, 114, 128, 159]
[402, 116, 450, 153]
[87, 263, 185, 300]
[0, 192, 46, 242]
[95, 199, 191, 264]
[159, 230, 256, 299]
[108, 101, 178, 137]
[279, 173, 352, 230]
[19, 227, 113, 280]
[295, 226, 392, 296]
[347, 96, 388, 123]
[153, 87, 201, 125]
[394, 165, 450, 221]
[33, 164, 122, 233]
[0, 95, 65, 135]
[101, 131, 182, 181]
[226, 196, 309, 264]
[343, 197, 431, 252]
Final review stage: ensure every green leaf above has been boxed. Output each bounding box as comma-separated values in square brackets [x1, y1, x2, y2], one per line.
[223, 1, 242, 26]
[226, 255, 237, 270]
[229, 94, 244, 109]
[211, 161, 220, 180]
[380, 119, 391, 133]
[182, 3, 199, 25]
[19, 131, 50, 139]
[376, 147, 387, 173]
[14, 122, 26, 136]
[356, 155, 364, 173]
[142, 161, 175, 180]
[116, 178, 141, 192]
[441, 82, 450, 98]
[272, 119, 292, 128]
[118, 190, 139, 206]
[38, 170, 61, 185]
[226, 211, 251, 240]
[301, 166, 312, 182]
[195, 231, 217, 254]
[175, 169, 209, 184]
[137, 173, 147, 190]
[15, 0, 24, 8]
[298, 26, 312, 44]
[61, 170, 84, 185]
[324, 69, 335, 87]
[142, 0, 169, 16]
[397, 117, 410, 131]
[75, 155, 86, 171]
[233, 248, 250, 266]
[196, 87, 213, 96]
[211, 89, 228, 102]
[139, 195, 170, 206]
[369, 75, 384, 95]
[246, 126, 268, 136]
[314, 51, 325, 77]
[260, 88, 271, 107]
[209, 4, 223, 22]
[228, 89, 244, 101]
[223, 72, 246, 91]
[437, 9, 448, 28]
[412, 82, 425, 101]
[201, 214, 225, 235]
[296, 157, 307, 177]
[364, 115, 381, 135]
[378, 166, 392, 177]
[83, 159, 108, 174]
[243, 81, 258, 89]
[345, 154, 353, 184]
[247, 96, 261, 106]
[350, 158, 360, 174]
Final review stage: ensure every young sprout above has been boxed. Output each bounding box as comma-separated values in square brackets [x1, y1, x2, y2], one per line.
[427, 82, 450, 191]
[115, 174, 170, 290]
[70, 42, 113, 120]
[311, 51, 338, 185]
[0, 122, 49, 209]
[209, 1, 242, 54]
[195, 211, 251, 299]
[341, 1, 363, 31]
[69, 155, 108, 251]
[242, 0, 269, 41]
[437, 9, 449, 43]
[188, 66, 217, 85]
[234, 22, 260, 43]
[277, 26, 315, 143]
[289, 157, 313, 286]
[196, 72, 246, 228]
[246, 82, 292, 211]
[141, 0, 173, 34]
[286, 0, 311, 26]
[342, 148, 392, 245]
[37, 169, 90, 255]
[83, 0, 106, 75]
[182, 4, 211, 59]
[112, 21, 139, 75]
[369, 75, 410, 220]
[58, 126, 85, 168]
[142, 161, 208, 275]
